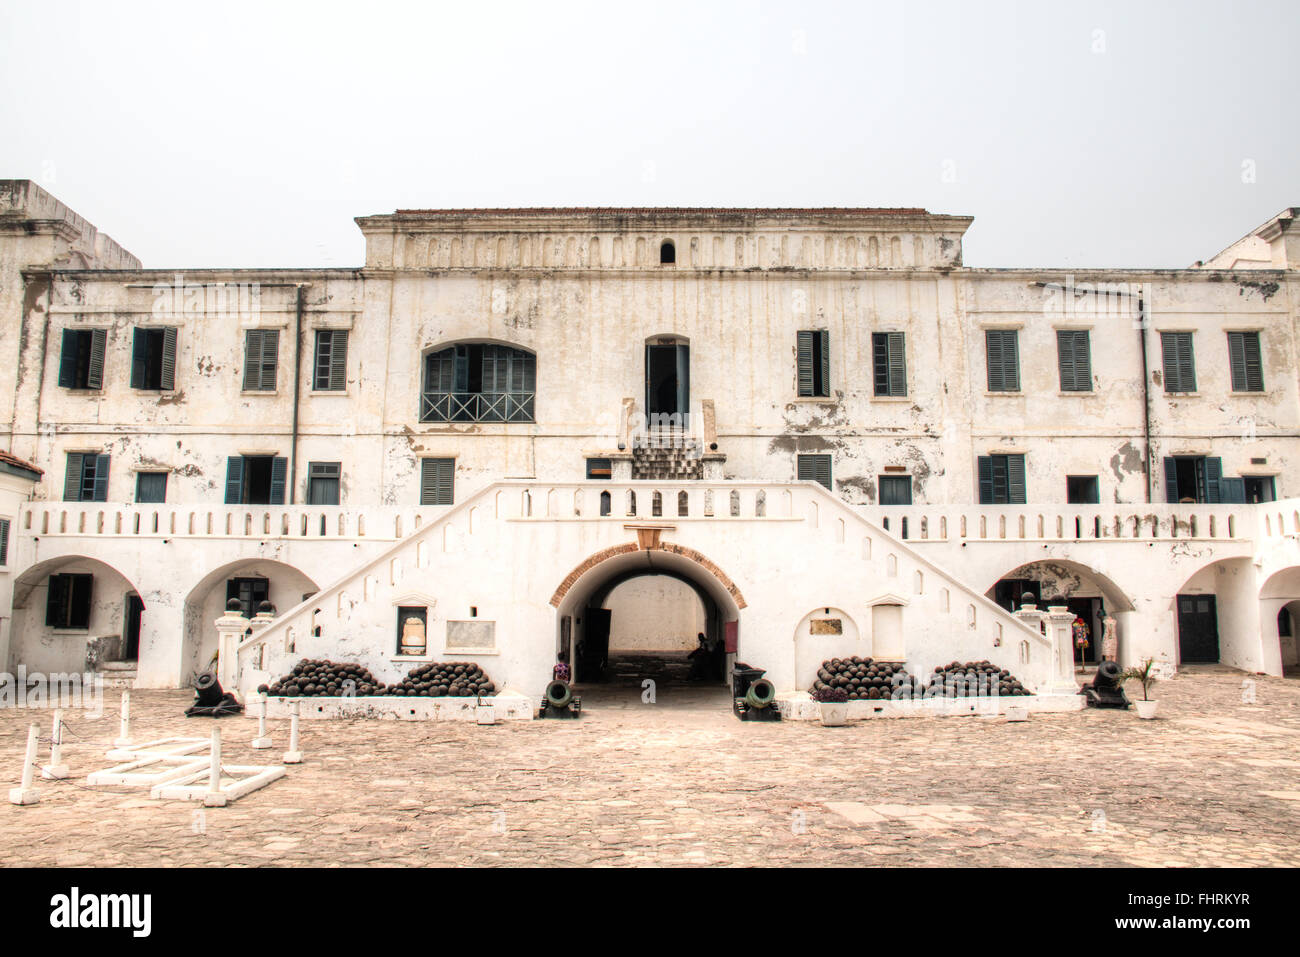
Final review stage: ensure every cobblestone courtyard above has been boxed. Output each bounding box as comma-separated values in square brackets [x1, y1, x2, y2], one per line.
[1, 667, 1298, 867]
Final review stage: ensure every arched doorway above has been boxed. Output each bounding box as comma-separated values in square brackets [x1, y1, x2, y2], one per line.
[182, 559, 319, 684]
[551, 540, 744, 706]
[1260, 566, 1300, 676]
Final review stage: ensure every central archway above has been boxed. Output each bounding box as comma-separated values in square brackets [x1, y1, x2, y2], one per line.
[551, 541, 744, 704]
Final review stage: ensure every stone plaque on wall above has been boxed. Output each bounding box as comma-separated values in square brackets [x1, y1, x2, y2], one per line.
[446, 620, 496, 650]
[810, 618, 843, 635]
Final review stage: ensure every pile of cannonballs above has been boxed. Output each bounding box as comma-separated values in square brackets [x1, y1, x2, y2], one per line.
[261, 658, 495, 698]
[930, 660, 1031, 696]
[810, 657, 918, 700]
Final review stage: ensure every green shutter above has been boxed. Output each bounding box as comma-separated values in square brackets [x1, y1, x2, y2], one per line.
[224, 457, 244, 505]
[420, 458, 454, 505]
[1228, 331, 1263, 392]
[87, 329, 106, 389]
[1057, 330, 1091, 392]
[58, 330, 78, 388]
[90, 455, 110, 502]
[1219, 477, 1246, 504]
[0, 517, 9, 566]
[269, 457, 288, 505]
[797, 454, 832, 490]
[817, 330, 830, 397]
[886, 332, 906, 396]
[64, 453, 84, 502]
[987, 330, 1019, 392]
[329, 331, 348, 390]
[1204, 457, 1223, 504]
[1163, 457, 1179, 503]
[977, 456, 994, 504]
[1162, 332, 1196, 393]
[130, 328, 147, 389]
[796, 331, 814, 396]
[1007, 454, 1026, 504]
[243, 331, 263, 391]
[159, 327, 177, 390]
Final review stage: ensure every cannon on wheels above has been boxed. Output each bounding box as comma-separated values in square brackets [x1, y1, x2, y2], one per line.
[538, 679, 582, 719]
[1083, 660, 1130, 709]
[732, 664, 781, 722]
[184, 671, 244, 718]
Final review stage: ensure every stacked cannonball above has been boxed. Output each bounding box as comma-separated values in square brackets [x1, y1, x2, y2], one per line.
[262, 659, 382, 698]
[387, 661, 495, 698]
[810, 656, 918, 701]
[929, 660, 1030, 697]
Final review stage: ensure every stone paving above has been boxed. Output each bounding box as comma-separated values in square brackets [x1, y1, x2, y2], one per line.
[1, 666, 1298, 867]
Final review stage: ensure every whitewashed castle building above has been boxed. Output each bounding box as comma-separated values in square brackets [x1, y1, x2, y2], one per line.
[1, 179, 1297, 701]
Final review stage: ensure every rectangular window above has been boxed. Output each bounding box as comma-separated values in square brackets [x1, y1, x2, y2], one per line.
[1243, 475, 1276, 504]
[226, 577, 269, 619]
[985, 329, 1020, 392]
[224, 455, 288, 505]
[420, 457, 454, 505]
[243, 329, 279, 392]
[878, 475, 912, 505]
[872, 332, 907, 397]
[1227, 331, 1264, 393]
[1056, 330, 1092, 392]
[797, 453, 832, 490]
[307, 462, 341, 505]
[130, 327, 177, 390]
[796, 330, 830, 397]
[313, 330, 348, 391]
[57, 328, 107, 389]
[135, 472, 168, 504]
[1160, 332, 1196, 393]
[0, 517, 9, 567]
[396, 606, 428, 654]
[46, 573, 93, 629]
[63, 453, 110, 503]
[977, 454, 1027, 504]
[1163, 456, 1224, 503]
[1066, 475, 1100, 504]
[585, 458, 612, 479]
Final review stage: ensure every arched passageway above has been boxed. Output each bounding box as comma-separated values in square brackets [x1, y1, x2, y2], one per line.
[552, 542, 743, 707]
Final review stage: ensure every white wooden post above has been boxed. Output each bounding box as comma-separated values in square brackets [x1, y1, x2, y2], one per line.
[283, 699, 302, 764]
[113, 690, 132, 747]
[252, 693, 272, 749]
[9, 724, 41, 805]
[203, 726, 228, 807]
[42, 709, 69, 780]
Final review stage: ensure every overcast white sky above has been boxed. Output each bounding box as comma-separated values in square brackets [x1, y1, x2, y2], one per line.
[2, 0, 1296, 269]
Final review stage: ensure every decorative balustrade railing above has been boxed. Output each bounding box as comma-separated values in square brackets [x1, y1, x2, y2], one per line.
[419, 390, 535, 423]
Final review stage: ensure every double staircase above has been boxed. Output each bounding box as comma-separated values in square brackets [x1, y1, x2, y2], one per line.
[632, 428, 704, 480]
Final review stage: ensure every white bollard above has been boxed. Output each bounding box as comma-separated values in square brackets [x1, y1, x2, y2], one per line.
[251, 693, 272, 749]
[283, 700, 302, 764]
[9, 724, 41, 805]
[113, 690, 132, 748]
[203, 726, 228, 807]
[42, 709, 69, 780]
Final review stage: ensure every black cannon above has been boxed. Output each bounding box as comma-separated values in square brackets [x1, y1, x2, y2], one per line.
[732, 664, 781, 721]
[184, 671, 244, 717]
[1083, 660, 1130, 709]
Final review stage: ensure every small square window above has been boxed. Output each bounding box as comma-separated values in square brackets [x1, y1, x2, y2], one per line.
[879, 475, 912, 505]
[307, 462, 341, 505]
[586, 458, 612, 479]
[135, 472, 167, 504]
[1066, 475, 1099, 504]
[47, 573, 93, 629]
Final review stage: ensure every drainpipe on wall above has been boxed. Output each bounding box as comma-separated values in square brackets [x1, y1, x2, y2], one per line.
[1138, 293, 1153, 504]
[289, 284, 305, 505]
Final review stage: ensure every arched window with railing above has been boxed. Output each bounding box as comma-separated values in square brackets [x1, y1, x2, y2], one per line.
[421, 342, 536, 423]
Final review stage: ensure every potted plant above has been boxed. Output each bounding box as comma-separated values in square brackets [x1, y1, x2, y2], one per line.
[810, 684, 849, 726]
[1119, 658, 1159, 719]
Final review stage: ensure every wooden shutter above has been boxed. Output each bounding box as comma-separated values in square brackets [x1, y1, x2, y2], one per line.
[130, 328, 147, 389]
[89, 455, 110, 502]
[797, 454, 831, 490]
[420, 458, 453, 505]
[159, 327, 177, 390]
[1228, 331, 1263, 392]
[64, 453, 84, 502]
[872, 334, 889, 395]
[1007, 454, 1027, 504]
[977, 456, 994, 504]
[817, 331, 829, 397]
[58, 330, 78, 388]
[1163, 457, 1179, 503]
[268, 457, 288, 505]
[87, 329, 106, 389]
[224, 457, 244, 505]
[1057, 330, 1091, 392]
[244, 330, 278, 391]
[329, 331, 348, 390]
[796, 331, 814, 396]
[0, 517, 9, 566]
[886, 332, 906, 396]
[46, 575, 68, 627]
[1204, 457, 1223, 504]
[1162, 332, 1195, 393]
[986, 330, 1019, 391]
[1219, 477, 1246, 504]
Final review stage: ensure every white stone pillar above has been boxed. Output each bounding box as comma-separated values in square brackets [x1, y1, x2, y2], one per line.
[214, 606, 250, 693]
[1045, 605, 1083, 696]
